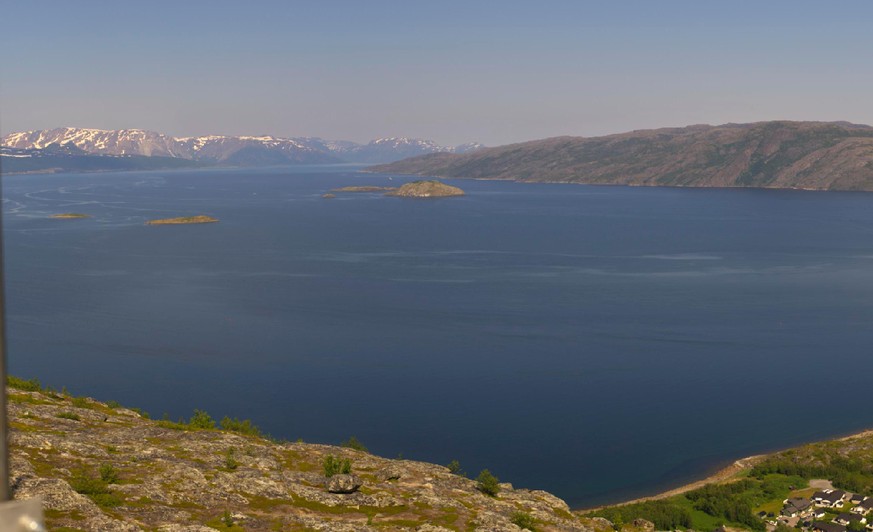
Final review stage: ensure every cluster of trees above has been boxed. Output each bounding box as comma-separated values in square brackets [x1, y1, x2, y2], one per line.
[593, 500, 692, 530]
[751, 452, 873, 495]
[685, 480, 766, 531]
[591, 474, 809, 530]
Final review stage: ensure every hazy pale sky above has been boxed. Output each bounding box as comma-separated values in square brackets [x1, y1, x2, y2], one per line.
[2, 0, 873, 146]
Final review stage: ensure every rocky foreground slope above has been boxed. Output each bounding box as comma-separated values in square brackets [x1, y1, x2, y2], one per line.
[371, 121, 873, 192]
[8, 384, 611, 531]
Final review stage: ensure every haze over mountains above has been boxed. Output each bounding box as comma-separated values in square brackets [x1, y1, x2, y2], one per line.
[0, 127, 484, 172]
[373, 121, 873, 192]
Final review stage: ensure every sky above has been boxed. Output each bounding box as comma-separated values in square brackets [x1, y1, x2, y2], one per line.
[2, 0, 873, 146]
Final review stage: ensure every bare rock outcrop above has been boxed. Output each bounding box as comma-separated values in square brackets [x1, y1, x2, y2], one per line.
[7, 385, 600, 531]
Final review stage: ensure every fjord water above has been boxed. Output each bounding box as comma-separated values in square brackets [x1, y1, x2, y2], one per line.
[4, 166, 873, 507]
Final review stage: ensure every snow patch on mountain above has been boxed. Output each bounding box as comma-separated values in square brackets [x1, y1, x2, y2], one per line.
[1, 128, 484, 165]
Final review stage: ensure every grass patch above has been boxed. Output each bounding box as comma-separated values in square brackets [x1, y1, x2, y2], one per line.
[7, 393, 54, 406]
[156, 419, 190, 431]
[69, 468, 123, 508]
[205, 512, 245, 531]
[511, 510, 538, 531]
[71, 397, 91, 409]
[7, 375, 42, 391]
[287, 492, 409, 517]
[56, 412, 81, 421]
[129, 407, 150, 419]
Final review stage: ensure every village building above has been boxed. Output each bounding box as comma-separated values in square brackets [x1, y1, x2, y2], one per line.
[834, 513, 866, 527]
[853, 498, 873, 515]
[814, 490, 849, 508]
[812, 521, 848, 532]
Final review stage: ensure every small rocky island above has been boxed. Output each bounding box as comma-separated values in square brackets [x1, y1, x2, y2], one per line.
[145, 215, 218, 225]
[51, 213, 91, 219]
[329, 180, 465, 199]
[386, 180, 465, 198]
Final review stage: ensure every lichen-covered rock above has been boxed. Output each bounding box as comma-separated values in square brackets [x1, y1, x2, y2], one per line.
[7, 387, 598, 531]
[632, 517, 655, 531]
[325, 473, 363, 494]
[376, 464, 403, 481]
[619, 518, 656, 532]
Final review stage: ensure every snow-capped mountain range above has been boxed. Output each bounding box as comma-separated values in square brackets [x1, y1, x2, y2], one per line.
[1, 128, 484, 165]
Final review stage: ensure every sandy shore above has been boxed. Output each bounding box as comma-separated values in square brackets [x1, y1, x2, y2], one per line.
[577, 427, 873, 513]
[576, 455, 764, 513]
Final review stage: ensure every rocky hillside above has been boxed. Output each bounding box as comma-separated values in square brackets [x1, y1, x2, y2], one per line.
[370, 121, 873, 192]
[1, 128, 484, 167]
[8, 381, 603, 531]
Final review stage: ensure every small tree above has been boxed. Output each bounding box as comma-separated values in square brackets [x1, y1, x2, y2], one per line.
[511, 511, 537, 531]
[341, 436, 368, 452]
[847, 521, 866, 532]
[189, 409, 215, 429]
[220, 416, 261, 436]
[323, 455, 352, 477]
[99, 464, 119, 484]
[223, 448, 239, 470]
[447, 459, 466, 476]
[476, 469, 500, 496]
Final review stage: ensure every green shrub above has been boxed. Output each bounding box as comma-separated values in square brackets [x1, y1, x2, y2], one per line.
[223, 448, 239, 471]
[189, 409, 215, 429]
[476, 469, 500, 496]
[341, 436, 367, 452]
[323, 455, 352, 477]
[43, 386, 61, 399]
[71, 397, 89, 409]
[106, 400, 121, 409]
[99, 464, 119, 484]
[156, 419, 189, 431]
[56, 412, 80, 421]
[511, 511, 537, 531]
[7, 376, 41, 392]
[222, 510, 234, 527]
[220, 416, 261, 436]
[848, 521, 867, 532]
[130, 407, 150, 419]
[447, 459, 466, 476]
[70, 469, 122, 508]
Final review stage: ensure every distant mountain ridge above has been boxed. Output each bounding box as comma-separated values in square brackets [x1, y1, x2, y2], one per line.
[1, 127, 484, 167]
[370, 121, 873, 192]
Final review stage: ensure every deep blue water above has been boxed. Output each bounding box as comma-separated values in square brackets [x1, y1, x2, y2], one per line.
[4, 166, 873, 507]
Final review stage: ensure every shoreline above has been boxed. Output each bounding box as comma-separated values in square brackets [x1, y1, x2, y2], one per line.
[363, 170, 854, 194]
[575, 426, 873, 513]
[575, 455, 764, 513]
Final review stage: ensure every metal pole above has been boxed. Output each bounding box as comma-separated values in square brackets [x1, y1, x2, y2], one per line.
[0, 126, 45, 530]
[0, 121, 9, 502]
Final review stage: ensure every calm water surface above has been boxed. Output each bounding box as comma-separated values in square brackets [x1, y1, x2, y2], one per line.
[4, 166, 873, 507]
